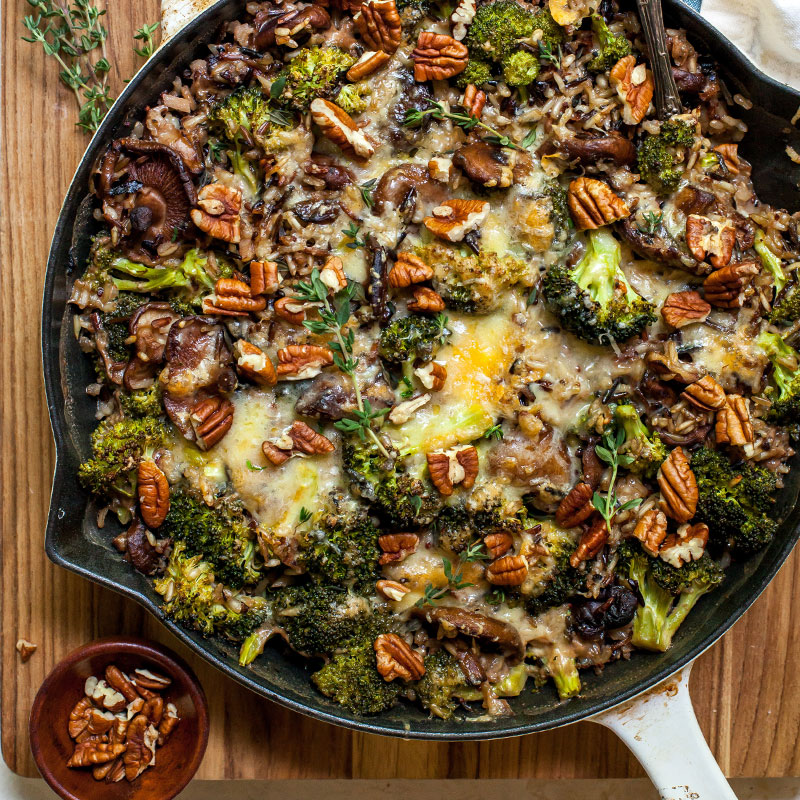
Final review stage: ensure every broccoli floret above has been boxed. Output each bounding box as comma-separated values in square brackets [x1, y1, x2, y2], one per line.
[417, 242, 531, 314]
[335, 83, 369, 115]
[412, 650, 468, 719]
[769, 281, 800, 326]
[542, 228, 656, 345]
[312, 636, 399, 714]
[379, 312, 449, 365]
[691, 447, 778, 556]
[98, 292, 148, 361]
[276, 47, 355, 111]
[502, 50, 540, 86]
[456, 57, 493, 88]
[586, 13, 632, 72]
[526, 525, 585, 615]
[637, 119, 696, 195]
[615, 403, 667, 479]
[546, 651, 581, 699]
[435, 502, 523, 555]
[108, 248, 216, 299]
[78, 417, 169, 501]
[154, 542, 268, 637]
[755, 230, 788, 295]
[758, 331, 800, 428]
[119, 384, 163, 418]
[619, 540, 723, 651]
[159, 489, 262, 589]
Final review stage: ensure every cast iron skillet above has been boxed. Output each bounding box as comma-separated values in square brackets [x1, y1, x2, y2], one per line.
[42, 0, 800, 739]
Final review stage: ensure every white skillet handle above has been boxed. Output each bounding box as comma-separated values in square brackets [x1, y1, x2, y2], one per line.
[590, 665, 737, 800]
[161, 0, 219, 40]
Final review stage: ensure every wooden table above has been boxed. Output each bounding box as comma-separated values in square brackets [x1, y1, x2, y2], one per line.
[3, 0, 800, 780]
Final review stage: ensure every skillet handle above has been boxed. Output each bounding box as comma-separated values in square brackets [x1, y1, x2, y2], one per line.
[161, 0, 219, 40]
[590, 665, 738, 800]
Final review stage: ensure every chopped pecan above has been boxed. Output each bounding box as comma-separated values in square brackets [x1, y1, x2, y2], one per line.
[702, 261, 759, 308]
[423, 198, 489, 242]
[190, 183, 242, 243]
[355, 0, 402, 53]
[657, 447, 698, 523]
[137, 461, 170, 529]
[233, 340, 277, 386]
[131, 668, 171, 692]
[414, 361, 446, 391]
[633, 508, 668, 557]
[287, 420, 335, 455]
[388, 393, 431, 424]
[68, 696, 94, 739]
[388, 252, 434, 287]
[68, 741, 126, 768]
[715, 394, 753, 446]
[378, 532, 419, 564]
[486, 555, 528, 586]
[347, 50, 391, 81]
[681, 375, 726, 411]
[310, 98, 374, 160]
[462, 83, 486, 119]
[713, 143, 739, 174]
[319, 255, 348, 293]
[273, 296, 309, 324]
[567, 177, 630, 230]
[569, 517, 608, 568]
[484, 531, 513, 559]
[408, 286, 445, 312]
[216, 278, 251, 297]
[157, 705, 180, 746]
[250, 260, 281, 295]
[411, 31, 468, 81]
[428, 156, 453, 183]
[374, 633, 426, 681]
[661, 290, 711, 328]
[610, 55, 654, 125]
[190, 395, 234, 449]
[685, 215, 736, 267]
[15, 638, 36, 662]
[660, 522, 709, 568]
[276, 344, 334, 380]
[105, 665, 140, 704]
[143, 696, 164, 726]
[555, 482, 595, 528]
[123, 714, 157, 782]
[262, 440, 292, 465]
[376, 579, 410, 601]
[426, 445, 478, 495]
[88, 678, 127, 712]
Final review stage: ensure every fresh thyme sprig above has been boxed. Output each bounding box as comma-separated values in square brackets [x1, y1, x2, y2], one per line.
[483, 423, 504, 440]
[539, 40, 562, 68]
[341, 221, 367, 249]
[403, 100, 535, 152]
[133, 22, 159, 58]
[294, 269, 391, 457]
[359, 178, 378, 209]
[415, 556, 474, 607]
[639, 211, 664, 236]
[592, 424, 642, 530]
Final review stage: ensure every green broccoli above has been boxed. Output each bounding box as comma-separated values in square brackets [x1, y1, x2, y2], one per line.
[637, 119, 697, 195]
[379, 313, 449, 364]
[526, 525, 585, 616]
[107, 248, 217, 298]
[335, 83, 368, 115]
[540, 177, 572, 246]
[502, 50, 540, 87]
[435, 502, 523, 555]
[769, 281, 800, 326]
[691, 447, 778, 556]
[159, 489, 262, 589]
[755, 230, 788, 295]
[97, 291, 148, 361]
[312, 636, 400, 714]
[615, 403, 667, 479]
[546, 651, 581, 699]
[456, 58, 493, 89]
[395, 0, 431, 28]
[542, 228, 656, 345]
[276, 47, 355, 111]
[119, 384, 163, 418]
[586, 13, 632, 72]
[412, 649, 468, 719]
[620, 540, 724, 652]
[757, 331, 800, 428]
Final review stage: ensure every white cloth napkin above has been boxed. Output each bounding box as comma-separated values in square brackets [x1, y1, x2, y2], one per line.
[700, 0, 800, 90]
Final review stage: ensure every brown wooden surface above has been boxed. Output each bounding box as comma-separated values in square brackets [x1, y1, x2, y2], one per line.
[2, 0, 800, 780]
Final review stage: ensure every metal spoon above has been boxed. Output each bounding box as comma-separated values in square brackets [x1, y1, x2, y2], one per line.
[636, 0, 683, 118]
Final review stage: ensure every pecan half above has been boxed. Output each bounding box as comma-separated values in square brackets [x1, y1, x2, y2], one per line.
[347, 50, 391, 82]
[234, 340, 277, 386]
[250, 260, 281, 295]
[143, 696, 164, 726]
[191, 183, 242, 243]
[273, 296, 309, 324]
[204, 277, 267, 317]
[68, 741, 126, 768]
[131, 668, 171, 691]
[388, 393, 431, 424]
[355, 0, 402, 53]
[702, 261, 759, 308]
[661, 290, 711, 328]
[484, 531, 513, 559]
[486, 555, 528, 586]
[610, 55, 654, 125]
[376, 579, 410, 601]
[310, 98, 374, 160]
[388, 252, 434, 287]
[88, 678, 127, 712]
[262, 440, 292, 465]
[659, 522, 709, 568]
[287, 420, 335, 455]
[681, 374, 726, 411]
[105, 665, 140, 704]
[408, 286, 445, 312]
[68, 697, 94, 739]
[319, 255, 348, 293]
[685, 215, 735, 267]
[123, 714, 156, 782]
[137, 461, 170, 529]
[462, 83, 486, 119]
[567, 177, 630, 230]
[423, 198, 489, 242]
[569, 517, 608, 567]
[190, 395, 234, 449]
[555, 482, 595, 528]
[374, 633, 426, 681]
[414, 361, 446, 391]
[411, 31, 468, 81]
[426, 445, 478, 495]
[276, 344, 334, 380]
[715, 394, 753, 446]
[157, 705, 180, 746]
[378, 532, 419, 564]
[714, 143, 739, 174]
[657, 447, 698, 523]
[633, 508, 668, 557]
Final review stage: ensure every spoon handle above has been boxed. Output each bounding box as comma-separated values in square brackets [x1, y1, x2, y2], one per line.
[636, 0, 683, 119]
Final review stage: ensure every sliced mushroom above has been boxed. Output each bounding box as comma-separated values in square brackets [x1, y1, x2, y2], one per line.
[387, 70, 433, 151]
[618, 215, 705, 274]
[252, 5, 330, 50]
[294, 372, 355, 420]
[123, 357, 157, 392]
[126, 518, 163, 575]
[303, 155, 354, 190]
[129, 303, 180, 364]
[674, 185, 715, 216]
[453, 141, 516, 189]
[367, 236, 390, 325]
[373, 163, 445, 217]
[414, 606, 524, 659]
[442, 640, 486, 686]
[292, 196, 341, 224]
[558, 134, 637, 166]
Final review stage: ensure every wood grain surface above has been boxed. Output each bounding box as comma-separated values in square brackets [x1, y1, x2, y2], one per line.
[2, 0, 800, 780]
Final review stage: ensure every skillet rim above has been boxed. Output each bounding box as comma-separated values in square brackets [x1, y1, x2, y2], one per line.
[41, 0, 800, 740]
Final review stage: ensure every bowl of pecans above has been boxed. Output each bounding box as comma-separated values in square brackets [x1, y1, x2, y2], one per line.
[29, 636, 208, 800]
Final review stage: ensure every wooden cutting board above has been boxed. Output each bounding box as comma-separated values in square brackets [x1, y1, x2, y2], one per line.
[3, 0, 800, 780]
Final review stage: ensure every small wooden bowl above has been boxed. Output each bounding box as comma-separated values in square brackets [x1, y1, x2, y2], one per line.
[30, 636, 209, 800]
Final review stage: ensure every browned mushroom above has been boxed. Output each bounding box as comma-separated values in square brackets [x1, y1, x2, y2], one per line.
[557, 134, 637, 166]
[253, 5, 330, 50]
[618, 215, 705, 274]
[294, 373, 354, 420]
[373, 163, 446, 216]
[386, 70, 433, 152]
[126, 518, 163, 575]
[413, 606, 524, 658]
[129, 303, 180, 364]
[672, 67, 706, 94]
[453, 141, 516, 189]
[123, 357, 157, 392]
[303, 155, 354, 190]
[442, 640, 486, 686]
[674, 185, 715, 216]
